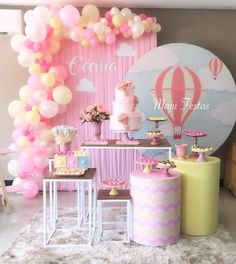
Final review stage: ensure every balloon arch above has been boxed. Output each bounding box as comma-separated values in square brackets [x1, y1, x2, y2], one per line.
[8, 4, 161, 197]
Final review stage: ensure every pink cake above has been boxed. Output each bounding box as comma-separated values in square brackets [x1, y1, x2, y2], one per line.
[130, 169, 181, 246]
[110, 80, 142, 131]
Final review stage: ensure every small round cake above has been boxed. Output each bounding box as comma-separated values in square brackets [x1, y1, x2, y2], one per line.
[192, 146, 213, 152]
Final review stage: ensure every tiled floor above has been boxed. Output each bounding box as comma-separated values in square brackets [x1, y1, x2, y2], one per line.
[0, 187, 236, 256]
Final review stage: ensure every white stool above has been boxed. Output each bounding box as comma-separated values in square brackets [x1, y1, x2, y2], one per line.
[97, 189, 131, 242]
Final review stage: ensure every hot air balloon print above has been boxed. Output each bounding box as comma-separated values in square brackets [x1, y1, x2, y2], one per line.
[153, 66, 202, 139]
[209, 57, 223, 80]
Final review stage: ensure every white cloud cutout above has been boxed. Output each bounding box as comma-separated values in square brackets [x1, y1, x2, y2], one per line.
[76, 78, 96, 92]
[211, 97, 236, 125]
[198, 65, 236, 92]
[159, 123, 173, 137]
[116, 42, 136, 57]
[129, 46, 179, 73]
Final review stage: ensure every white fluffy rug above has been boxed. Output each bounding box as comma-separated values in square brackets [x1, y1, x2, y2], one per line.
[1, 208, 236, 264]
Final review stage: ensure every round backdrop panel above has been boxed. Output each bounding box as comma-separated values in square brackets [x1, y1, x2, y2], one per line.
[126, 43, 236, 155]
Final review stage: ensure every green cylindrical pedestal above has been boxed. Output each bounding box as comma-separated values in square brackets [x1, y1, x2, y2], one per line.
[172, 156, 220, 236]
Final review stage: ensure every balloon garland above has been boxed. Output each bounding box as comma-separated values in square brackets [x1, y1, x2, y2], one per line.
[8, 4, 161, 197]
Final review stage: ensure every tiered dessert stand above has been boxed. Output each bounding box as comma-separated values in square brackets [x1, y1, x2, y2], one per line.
[191, 146, 214, 162]
[136, 156, 159, 173]
[102, 179, 125, 196]
[156, 160, 176, 176]
[184, 130, 208, 148]
[147, 116, 167, 145]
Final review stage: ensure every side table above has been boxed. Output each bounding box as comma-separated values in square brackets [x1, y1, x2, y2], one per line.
[43, 168, 97, 247]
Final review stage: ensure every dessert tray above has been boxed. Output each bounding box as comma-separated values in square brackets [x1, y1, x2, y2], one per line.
[156, 160, 176, 177]
[102, 179, 125, 196]
[136, 157, 159, 173]
[147, 130, 163, 145]
[147, 116, 167, 130]
[53, 167, 86, 176]
[191, 146, 213, 162]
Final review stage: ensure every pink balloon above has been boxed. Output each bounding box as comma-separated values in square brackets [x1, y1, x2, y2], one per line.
[39, 100, 59, 118]
[12, 129, 24, 141]
[24, 39, 34, 49]
[29, 122, 46, 137]
[18, 170, 29, 179]
[105, 11, 112, 21]
[59, 5, 80, 27]
[146, 17, 154, 24]
[32, 144, 47, 155]
[20, 157, 34, 173]
[105, 34, 116, 45]
[70, 26, 84, 41]
[46, 143, 57, 156]
[14, 117, 28, 130]
[23, 181, 39, 198]
[27, 75, 43, 90]
[58, 104, 67, 114]
[84, 28, 95, 39]
[139, 13, 147, 20]
[90, 37, 98, 47]
[34, 154, 48, 169]
[120, 24, 129, 33]
[27, 134, 35, 142]
[33, 89, 47, 103]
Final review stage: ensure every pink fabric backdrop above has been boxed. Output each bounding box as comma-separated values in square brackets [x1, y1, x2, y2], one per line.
[51, 33, 157, 190]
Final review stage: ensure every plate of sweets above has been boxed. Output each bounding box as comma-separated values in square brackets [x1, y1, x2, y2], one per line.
[156, 160, 176, 177]
[54, 167, 86, 176]
[136, 156, 159, 173]
[191, 146, 213, 162]
[147, 130, 163, 145]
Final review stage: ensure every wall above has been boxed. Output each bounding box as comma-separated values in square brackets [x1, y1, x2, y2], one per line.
[1, 7, 236, 179]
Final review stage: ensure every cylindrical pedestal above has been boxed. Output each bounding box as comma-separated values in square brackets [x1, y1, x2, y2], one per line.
[172, 156, 220, 236]
[130, 169, 181, 246]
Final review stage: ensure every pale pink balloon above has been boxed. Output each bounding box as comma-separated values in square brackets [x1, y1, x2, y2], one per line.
[70, 26, 84, 42]
[23, 181, 39, 198]
[120, 24, 129, 33]
[59, 5, 80, 27]
[24, 39, 34, 49]
[20, 157, 34, 173]
[33, 89, 47, 103]
[29, 122, 46, 137]
[14, 117, 28, 130]
[56, 65, 68, 82]
[25, 22, 47, 43]
[18, 170, 29, 180]
[90, 37, 98, 47]
[39, 100, 59, 118]
[84, 28, 95, 39]
[27, 75, 43, 90]
[46, 143, 57, 156]
[105, 33, 116, 45]
[34, 154, 48, 169]
[12, 129, 24, 141]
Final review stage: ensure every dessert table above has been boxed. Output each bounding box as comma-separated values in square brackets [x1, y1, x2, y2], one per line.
[43, 168, 97, 247]
[172, 156, 220, 235]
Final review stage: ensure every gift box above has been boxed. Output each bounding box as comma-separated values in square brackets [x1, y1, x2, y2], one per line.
[74, 150, 90, 169]
[54, 155, 67, 168]
[66, 151, 78, 168]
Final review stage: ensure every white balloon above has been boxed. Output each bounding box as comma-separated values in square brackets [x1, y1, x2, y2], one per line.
[100, 18, 108, 25]
[10, 34, 26, 52]
[121, 8, 132, 20]
[133, 15, 141, 22]
[110, 7, 120, 16]
[93, 22, 105, 34]
[33, 6, 51, 24]
[131, 22, 144, 36]
[24, 10, 34, 24]
[25, 22, 47, 42]
[18, 49, 35, 67]
[8, 159, 19, 177]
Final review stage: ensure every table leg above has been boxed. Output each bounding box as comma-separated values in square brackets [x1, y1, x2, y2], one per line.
[77, 181, 81, 227]
[168, 147, 172, 160]
[93, 178, 97, 230]
[127, 201, 131, 242]
[88, 181, 92, 245]
[53, 181, 57, 229]
[49, 181, 53, 228]
[43, 180, 47, 246]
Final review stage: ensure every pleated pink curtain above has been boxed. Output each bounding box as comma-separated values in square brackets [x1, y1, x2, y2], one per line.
[51, 33, 157, 190]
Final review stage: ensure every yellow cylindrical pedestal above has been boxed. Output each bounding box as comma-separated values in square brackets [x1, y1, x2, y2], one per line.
[172, 156, 220, 236]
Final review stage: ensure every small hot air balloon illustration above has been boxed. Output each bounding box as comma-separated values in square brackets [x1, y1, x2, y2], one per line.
[209, 57, 223, 80]
[153, 66, 202, 139]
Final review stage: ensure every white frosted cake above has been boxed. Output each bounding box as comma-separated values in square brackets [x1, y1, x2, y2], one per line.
[110, 80, 142, 131]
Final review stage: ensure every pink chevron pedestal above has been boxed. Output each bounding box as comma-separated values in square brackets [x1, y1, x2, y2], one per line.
[130, 169, 181, 246]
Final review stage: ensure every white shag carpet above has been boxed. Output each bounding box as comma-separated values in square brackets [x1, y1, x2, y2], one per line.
[1, 208, 236, 264]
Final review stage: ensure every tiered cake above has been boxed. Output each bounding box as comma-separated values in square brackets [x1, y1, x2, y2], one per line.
[110, 80, 142, 131]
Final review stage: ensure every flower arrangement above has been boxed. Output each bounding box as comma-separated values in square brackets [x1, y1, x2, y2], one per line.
[80, 104, 110, 123]
[51, 125, 77, 144]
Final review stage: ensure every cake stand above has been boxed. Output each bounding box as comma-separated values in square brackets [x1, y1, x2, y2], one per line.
[156, 160, 176, 177]
[114, 130, 140, 145]
[147, 130, 162, 145]
[102, 179, 125, 196]
[191, 146, 213, 162]
[184, 130, 208, 148]
[136, 157, 159, 173]
[147, 116, 167, 130]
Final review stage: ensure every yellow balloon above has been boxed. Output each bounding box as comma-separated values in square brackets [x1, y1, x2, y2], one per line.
[49, 16, 62, 29]
[142, 20, 149, 30]
[82, 4, 100, 22]
[41, 73, 55, 88]
[52, 85, 72, 105]
[152, 23, 161, 33]
[19, 85, 33, 102]
[53, 28, 63, 38]
[35, 52, 43, 60]
[112, 14, 125, 27]
[79, 15, 89, 28]
[8, 100, 26, 118]
[81, 39, 90, 47]
[25, 110, 40, 125]
[32, 106, 39, 112]
[17, 136, 31, 148]
[97, 34, 105, 43]
[39, 129, 53, 142]
[29, 63, 41, 74]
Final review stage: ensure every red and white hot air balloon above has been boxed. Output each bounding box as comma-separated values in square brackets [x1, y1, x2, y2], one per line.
[209, 57, 223, 80]
[153, 66, 202, 139]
